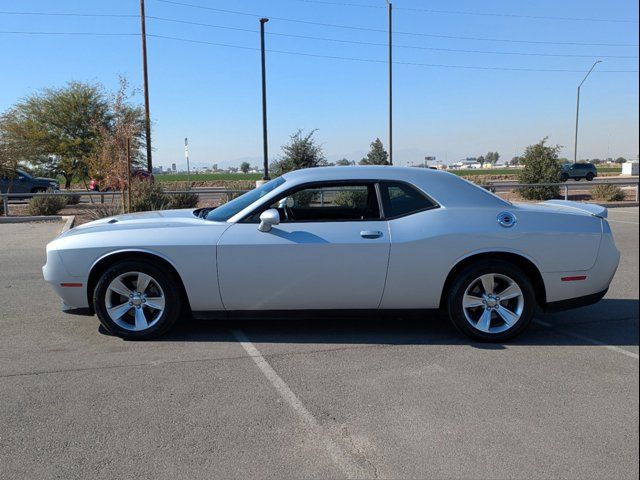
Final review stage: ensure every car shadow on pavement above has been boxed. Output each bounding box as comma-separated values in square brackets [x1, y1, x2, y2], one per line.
[150, 298, 639, 349]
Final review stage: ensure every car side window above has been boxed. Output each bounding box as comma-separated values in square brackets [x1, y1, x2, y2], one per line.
[266, 183, 381, 222]
[380, 181, 437, 219]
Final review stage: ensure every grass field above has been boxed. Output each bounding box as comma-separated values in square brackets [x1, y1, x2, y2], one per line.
[153, 166, 622, 182]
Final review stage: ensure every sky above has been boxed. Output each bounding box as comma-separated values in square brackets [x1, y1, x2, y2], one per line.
[0, 0, 638, 169]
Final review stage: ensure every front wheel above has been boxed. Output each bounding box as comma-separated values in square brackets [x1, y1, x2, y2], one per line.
[446, 260, 536, 342]
[560, 173, 569, 182]
[93, 259, 183, 339]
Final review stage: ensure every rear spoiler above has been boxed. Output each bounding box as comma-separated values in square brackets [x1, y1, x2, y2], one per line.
[541, 200, 608, 218]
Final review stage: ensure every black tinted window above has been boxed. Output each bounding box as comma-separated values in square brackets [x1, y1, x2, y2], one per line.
[381, 182, 437, 218]
[268, 183, 381, 222]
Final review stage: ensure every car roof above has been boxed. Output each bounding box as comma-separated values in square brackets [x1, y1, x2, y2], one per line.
[281, 166, 509, 208]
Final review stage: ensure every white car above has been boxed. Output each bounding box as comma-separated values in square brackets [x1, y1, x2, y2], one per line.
[43, 166, 620, 342]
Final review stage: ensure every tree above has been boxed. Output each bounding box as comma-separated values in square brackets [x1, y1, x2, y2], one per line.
[359, 138, 389, 165]
[476, 155, 486, 167]
[270, 129, 327, 176]
[336, 158, 354, 166]
[510, 156, 521, 166]
[517, 138, 562, 200]
[240, 161, 250, 174]
[590, 158, 602, 165]
[0, 81, 111, 188]
[86, 77, 146, 203]
[614, 157, 627, 164]
[485, 151, 500, 165]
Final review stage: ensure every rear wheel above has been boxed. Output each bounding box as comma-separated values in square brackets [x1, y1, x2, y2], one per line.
[447, 260, 536, 342]
[585, 172, 594, 181]
[93, 259, 182, 339]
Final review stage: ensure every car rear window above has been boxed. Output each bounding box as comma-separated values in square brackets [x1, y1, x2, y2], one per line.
[380, 182, 437, 218]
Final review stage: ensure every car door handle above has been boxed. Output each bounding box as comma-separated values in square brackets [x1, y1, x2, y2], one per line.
[360, 230, 383, 239]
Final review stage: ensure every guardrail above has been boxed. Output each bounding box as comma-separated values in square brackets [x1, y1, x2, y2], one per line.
[0, 189, 250, 216]
[481, 180, 639, 202]
[2, 180, 638, 216]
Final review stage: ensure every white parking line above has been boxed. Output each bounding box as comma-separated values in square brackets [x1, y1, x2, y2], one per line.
[232, 329, 368, 479]
[534, 320, 639, 360]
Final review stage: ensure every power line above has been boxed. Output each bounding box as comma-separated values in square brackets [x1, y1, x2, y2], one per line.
[0, 10, 137, 18]
[152, 0, 640, 47]
[283, 0, 639, 24]
[147, 33, 638, 72]
[0, 29, 636, 72]
[147, 16, 640, 59]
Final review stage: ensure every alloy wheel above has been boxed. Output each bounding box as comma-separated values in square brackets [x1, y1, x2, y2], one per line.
[462, 273, 524, 334]
[104, 271, 166, 331]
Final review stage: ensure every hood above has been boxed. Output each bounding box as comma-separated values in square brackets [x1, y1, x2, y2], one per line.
[514, 200, 607, 218]
[34, 176, 59, 183]
[61, 209, 226, 237]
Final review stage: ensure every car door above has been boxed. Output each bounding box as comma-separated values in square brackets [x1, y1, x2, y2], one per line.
[216, 182, 390, 310]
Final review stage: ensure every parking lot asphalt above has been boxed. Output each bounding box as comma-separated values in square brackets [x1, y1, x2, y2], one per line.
[1, 208, 638, 480]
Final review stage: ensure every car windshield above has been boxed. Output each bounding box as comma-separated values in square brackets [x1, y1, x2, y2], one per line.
[206, 177, 286, 222]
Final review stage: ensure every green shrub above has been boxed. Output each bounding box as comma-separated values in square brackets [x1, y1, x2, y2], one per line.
[167, 190, 199, 209]
[129, 181, 169, 212]
[333, 189, 368, 208]
[592, 184, 625, 202]
[65, 193, 81, 205]
[28, 193, 67, 216]
[517, 138, 562, 200]
[87, 205, 123, 221]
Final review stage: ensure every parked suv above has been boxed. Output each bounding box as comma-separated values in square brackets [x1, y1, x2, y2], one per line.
[0, 169, 60, 196]
[561, 162, 598, 181]
[89, 169, 154, 191]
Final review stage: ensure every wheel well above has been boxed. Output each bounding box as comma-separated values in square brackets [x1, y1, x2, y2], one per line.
[439, 252, 547, 310]
[86, 251, 191, 315]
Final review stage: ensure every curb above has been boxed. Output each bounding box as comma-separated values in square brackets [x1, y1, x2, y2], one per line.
[0, 215, 76, 231]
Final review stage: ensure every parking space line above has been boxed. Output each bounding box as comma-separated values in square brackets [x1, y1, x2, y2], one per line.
[534, 320, 639, 360]
[231, 329, 368, 479]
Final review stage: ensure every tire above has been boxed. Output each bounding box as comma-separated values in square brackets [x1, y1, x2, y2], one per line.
[93, 259, 183, 340]
[560, 173, 569, 182]
[585, 172, 594, 181]
[446, 260, 536, 342]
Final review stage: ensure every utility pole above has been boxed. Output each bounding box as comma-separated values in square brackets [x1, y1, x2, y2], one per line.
[386, 1, 393, 165]
[573, 60, 602, 164]
[185, 137, 190, 184]
[126, 137, 132, 213]
[140, 0, 153, 172]
[260, 18, 270, 181]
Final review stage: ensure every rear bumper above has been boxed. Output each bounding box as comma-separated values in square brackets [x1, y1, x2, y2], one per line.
[545, 288, 607, 312]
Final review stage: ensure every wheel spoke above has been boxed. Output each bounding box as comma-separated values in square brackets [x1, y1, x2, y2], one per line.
[463, 294, 484, 309]
[136, 273, 152, 295]
[496, 306, 519, 327]
[145, 296, 165, 311]
[134, 308, 148, 330]
[109, 278, 132, 297]
[108, 302, 133, 320]
[480, 274, 495, 295]
[476, 309, 492, 332]
[496, 283, 522, 301]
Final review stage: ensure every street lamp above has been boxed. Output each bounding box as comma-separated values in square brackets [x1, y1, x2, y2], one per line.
[573, 60, 602, 164]
[386, 1, 393, 165]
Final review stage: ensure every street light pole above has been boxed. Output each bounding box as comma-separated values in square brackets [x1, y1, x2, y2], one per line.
[573, 60, 602, 164]
[386, 1, 393, 165]
[260, 18, 270, 181]
[185, 137, 190, 185]
[139, 0, 153, 173]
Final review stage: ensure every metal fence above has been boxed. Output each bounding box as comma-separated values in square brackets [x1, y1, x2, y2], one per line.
[2, 180, 638, 217]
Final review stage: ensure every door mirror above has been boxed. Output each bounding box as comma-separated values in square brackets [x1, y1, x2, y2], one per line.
[258, 208, 280, 232]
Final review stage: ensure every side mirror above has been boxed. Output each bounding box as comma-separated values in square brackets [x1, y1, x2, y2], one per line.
[258, 208, 280, 232]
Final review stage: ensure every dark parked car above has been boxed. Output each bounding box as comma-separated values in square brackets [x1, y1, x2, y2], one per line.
[561, 163, 598, 182]
[0, 169, 60, 196]
[89, 169, 154, 191]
